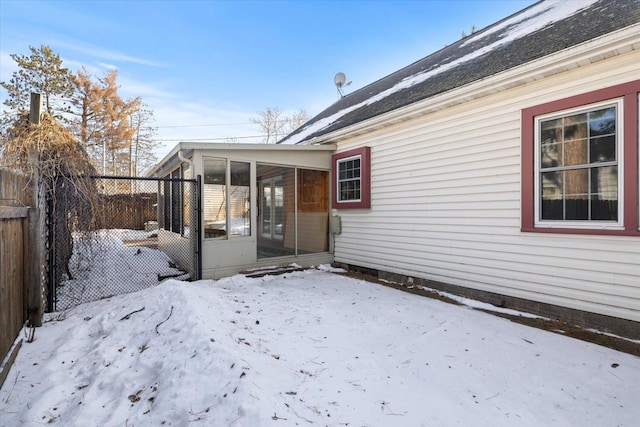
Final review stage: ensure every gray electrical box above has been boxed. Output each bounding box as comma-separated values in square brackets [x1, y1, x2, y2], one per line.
[331, 215, 342, 234]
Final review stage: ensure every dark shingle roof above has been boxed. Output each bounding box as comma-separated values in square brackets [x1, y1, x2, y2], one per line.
[280, 0, 640, 145]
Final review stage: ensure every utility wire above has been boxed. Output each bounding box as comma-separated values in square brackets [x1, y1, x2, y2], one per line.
[156, 122, 254, 128]
[155, 134, 266, 142]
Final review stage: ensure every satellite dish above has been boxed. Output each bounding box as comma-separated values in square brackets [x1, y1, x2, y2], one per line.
[334, 72, 351, 97]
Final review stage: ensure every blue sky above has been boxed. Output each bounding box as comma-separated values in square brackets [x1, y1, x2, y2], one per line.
[1, 0, 534, 157]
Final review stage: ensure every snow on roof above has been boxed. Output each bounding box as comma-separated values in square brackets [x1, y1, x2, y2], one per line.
[279, 102, 363, 145]
[460, 0, 599, 48]
[279, 0, 608, 145]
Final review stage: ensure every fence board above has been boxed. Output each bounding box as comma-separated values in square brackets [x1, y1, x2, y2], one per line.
[0, 216, 26, 365]
[96, 193, 158, 230]
[0, 169, 32, 389]
[0, 169, 32, 206]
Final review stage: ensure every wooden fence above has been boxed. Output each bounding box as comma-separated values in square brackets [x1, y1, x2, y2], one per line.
[97, 193, 158, 230]
[0, 168, 33, 207]
[0, 169, 34, 389]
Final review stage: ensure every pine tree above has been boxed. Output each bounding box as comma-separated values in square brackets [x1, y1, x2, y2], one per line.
[0, 45, 75, 121]
[2, 45, 161, 178]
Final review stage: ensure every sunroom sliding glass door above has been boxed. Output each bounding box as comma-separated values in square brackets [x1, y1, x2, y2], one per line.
[257, 165, 295, 259]
[256, 164, 330, 259]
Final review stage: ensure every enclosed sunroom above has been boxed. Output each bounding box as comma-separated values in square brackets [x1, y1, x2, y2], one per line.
[148, 142, 336, 279]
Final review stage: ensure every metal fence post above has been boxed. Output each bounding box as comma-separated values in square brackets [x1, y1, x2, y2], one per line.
[46, 191, 55, 312]
[196, 174, 202, 280]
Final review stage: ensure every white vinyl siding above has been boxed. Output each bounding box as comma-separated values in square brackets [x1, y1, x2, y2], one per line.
[332, 49, 640, 322]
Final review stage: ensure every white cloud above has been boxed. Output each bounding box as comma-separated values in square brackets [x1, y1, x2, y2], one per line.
[53, 39, 167, 68]
[117, 75, 178, 101]
[96, 62, 119, 70]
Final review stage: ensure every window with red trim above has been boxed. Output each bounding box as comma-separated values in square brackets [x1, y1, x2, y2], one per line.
[521, 80, 640, 235]
[332, 147, 371, 209]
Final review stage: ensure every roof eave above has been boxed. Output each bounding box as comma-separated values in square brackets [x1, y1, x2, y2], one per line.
[306, 23, 640, 146]
[147, 141, 338, 176]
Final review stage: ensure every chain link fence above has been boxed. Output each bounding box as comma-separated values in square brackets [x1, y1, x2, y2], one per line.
[48, 176, 200, 311]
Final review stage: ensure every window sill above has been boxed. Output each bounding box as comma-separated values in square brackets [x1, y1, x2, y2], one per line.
[534, 221, 624, 230]
[522, 225, 638, 236]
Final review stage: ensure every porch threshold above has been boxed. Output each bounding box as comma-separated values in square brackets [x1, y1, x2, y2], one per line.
[241, 265, 305, 278]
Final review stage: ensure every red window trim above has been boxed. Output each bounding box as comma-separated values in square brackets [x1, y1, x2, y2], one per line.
[521, 80, 640, 236]
[332, 146, 371, 209]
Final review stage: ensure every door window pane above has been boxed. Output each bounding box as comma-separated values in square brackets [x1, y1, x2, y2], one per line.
[297, 169, 329, 253]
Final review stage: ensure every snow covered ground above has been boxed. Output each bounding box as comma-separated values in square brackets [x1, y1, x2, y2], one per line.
[2, 266, 639, 426]
[57, 229, 188, 310]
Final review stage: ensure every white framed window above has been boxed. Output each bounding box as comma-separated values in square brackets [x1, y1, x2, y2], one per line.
[534, 99, 624, 229]
[332, 146, 371, 209]
[337, 155, 362, 202]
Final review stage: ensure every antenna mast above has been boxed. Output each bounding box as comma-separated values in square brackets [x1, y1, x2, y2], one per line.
[334, 72, 351, 98]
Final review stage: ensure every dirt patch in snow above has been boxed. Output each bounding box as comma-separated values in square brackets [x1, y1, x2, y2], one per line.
[485, 313, 640, 357]
[340, 270, 640, 357]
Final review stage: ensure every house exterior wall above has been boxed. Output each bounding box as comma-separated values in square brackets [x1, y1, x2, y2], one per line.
[331, 49, 640, 325]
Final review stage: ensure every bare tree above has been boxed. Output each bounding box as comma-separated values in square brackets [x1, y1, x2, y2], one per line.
[250, 107, 308, 144]
[250, 106, 285, 144]
[71, 69, 140, 174]
[284, 110, 309, 134]
[71, 67, 103, 156]
[97, 71, 141, 175]
[129, 104, 159, 176]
